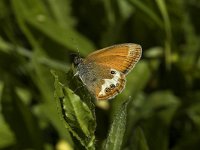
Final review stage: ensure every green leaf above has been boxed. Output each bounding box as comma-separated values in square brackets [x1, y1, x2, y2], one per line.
[187, 96, 200, 128]
[0, 115, 15, 149]
[141, 91, 180, 150]
[123, 91, 180, 149]
[129, 127, 149, 150]
[127, 0, 163, 27]
[155, 0, 172, 69]
[0, 82, 16, 148]
[125, 60, 159, 97]
[129, 91, 180, 125]
[46, 0, 76, 28]
[12, 0, 95, 56]
[30, 49, 73, 144]
[1, 79, 44, 149]
[52, 70, 96, 150]
[103, 100, 130, 150]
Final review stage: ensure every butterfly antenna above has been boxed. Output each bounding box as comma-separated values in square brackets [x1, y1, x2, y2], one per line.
[69, 38, 85, 93]
[71, 38, 81, 57]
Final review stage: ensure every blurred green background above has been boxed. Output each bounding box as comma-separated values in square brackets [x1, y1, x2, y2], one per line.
[0, 0, 200, 150]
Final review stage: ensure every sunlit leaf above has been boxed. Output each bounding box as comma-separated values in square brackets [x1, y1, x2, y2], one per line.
[103, 100, 130, 150]
[53, 70, 96, 150]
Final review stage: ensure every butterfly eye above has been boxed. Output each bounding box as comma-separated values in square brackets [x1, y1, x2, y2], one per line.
[110, 84, 115, 89]
[111, 70, 116, 74]
[105, 87, 111, 93]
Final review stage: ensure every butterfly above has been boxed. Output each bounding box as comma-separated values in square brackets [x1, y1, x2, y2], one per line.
[74, 43, 142, 100]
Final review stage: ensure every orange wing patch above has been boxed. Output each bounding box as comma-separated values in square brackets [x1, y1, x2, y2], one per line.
[85, 43, 142, 75]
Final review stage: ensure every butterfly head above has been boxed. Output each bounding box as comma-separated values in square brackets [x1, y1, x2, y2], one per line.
[72, 55, 83, 66]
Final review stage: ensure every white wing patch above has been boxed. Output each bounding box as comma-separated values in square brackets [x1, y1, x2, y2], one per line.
[98, 69, 121, 96]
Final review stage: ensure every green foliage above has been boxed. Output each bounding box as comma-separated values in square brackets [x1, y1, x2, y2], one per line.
[53, 71, 96, 149]
[0, 0, 200, 150]
[103, 100, 130, 150]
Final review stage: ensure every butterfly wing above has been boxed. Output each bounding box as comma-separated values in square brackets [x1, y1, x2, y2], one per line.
[84, 43, 142, 75]
[82, 64, 126, 100]
[96, 68, 126, 100]
[79, 43, 142, 100]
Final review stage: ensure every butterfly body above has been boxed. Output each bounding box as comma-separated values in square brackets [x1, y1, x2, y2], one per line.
[75, 43, 142, 100]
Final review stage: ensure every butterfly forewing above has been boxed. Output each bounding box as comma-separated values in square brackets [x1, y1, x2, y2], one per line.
[84, 43, 142, 75]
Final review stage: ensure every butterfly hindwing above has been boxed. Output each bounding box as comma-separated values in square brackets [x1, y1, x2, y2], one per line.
[95, 68, 126, 100]
[79, 62, 126, 100]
